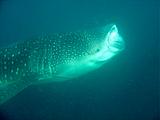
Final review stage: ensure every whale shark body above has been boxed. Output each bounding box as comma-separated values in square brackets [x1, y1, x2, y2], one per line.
[0, 24, 125, 104]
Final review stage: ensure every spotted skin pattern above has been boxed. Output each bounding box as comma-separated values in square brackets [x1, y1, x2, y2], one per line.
[0, 30, 105, 104]
[0, 25, 124, 104]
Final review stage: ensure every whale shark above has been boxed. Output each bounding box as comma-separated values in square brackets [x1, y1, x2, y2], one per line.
[0, 24, 125, 104]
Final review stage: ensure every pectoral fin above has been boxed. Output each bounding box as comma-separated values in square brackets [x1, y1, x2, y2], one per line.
[0, 74, 39, 105]
[0, 80, 31, 105]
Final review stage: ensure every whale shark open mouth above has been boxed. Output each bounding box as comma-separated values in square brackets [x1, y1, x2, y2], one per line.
[96, 24, 125, 61]
[106, 25, 125, 52]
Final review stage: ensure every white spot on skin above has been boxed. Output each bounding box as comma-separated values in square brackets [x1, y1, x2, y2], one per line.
[4, 74, 7, 78]
[11, 69, 14, 73]
[18, 51, 21, 54]
[22, 73, 26, 77]
[16, 71, 18, 75]
[4, 54, 6, 57]
[4, 66, 7, 70]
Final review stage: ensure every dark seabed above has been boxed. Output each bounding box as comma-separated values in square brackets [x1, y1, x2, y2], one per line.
[0, 0, 159, 120]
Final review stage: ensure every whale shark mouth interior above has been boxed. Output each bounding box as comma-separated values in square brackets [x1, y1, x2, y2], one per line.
[106, 25, 125, 52]
[96, 24, 125, 61]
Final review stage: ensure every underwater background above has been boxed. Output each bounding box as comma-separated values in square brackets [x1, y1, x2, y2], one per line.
[0, 0, 159, 120]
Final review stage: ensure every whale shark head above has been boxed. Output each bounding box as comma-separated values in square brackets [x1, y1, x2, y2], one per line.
[94, 24, 125, 61]
[55, 24, 125, 79]
[77, 24, 125, 67]
[85, 24, 125, 63]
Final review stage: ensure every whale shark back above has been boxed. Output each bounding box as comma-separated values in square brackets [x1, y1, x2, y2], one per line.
[0, 32, 90, 104]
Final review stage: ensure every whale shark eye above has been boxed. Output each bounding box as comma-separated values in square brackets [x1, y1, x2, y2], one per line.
[96, 48, 100, 52]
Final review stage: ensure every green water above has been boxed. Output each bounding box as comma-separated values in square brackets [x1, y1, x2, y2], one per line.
[0, 0, 159, 120]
